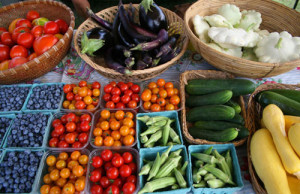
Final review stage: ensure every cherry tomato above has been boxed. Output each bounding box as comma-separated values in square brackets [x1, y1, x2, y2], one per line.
[111, 87, 121, 96]
[10, 45, 28, 58]
[170, 95, 180, 105]
[141, 90, 151, 102]
[72, 165, 84, 177]
[110, 81, 117, 87]
[74, 94, 82, 101]
[123, 135, 134, 146]
[66, 112, 76, 122]
[60, 114, 68, 124]
[111, 95, 120, 103]
[92, 97, 99, 106]
[8, 57, 28, 68]
[26, 10, 40, 21]
[65, 133, 76, 144]
[0, 60, 9, 71]
[104, 84, 113, 93]
[63, 84, 72, 93]
[101, 149, 113, 162]
[0, 44, 10, 62]
[72, 141, 82, 148]
[55, 19, 68, 34]
[28, 52, 37, 60]
[127, 101, 137, 109]
[121, 95, 130, 104]
[128, 162, 137, 174]
[8, 18, 22, 34]
[112, 178, 123, 188]
[90, 169, 101, 183]
[52, 119, 62, 128]
[100, 176, 111, 189]
[16, 19, 32, 29]
[102, 93, 111, 102]
[126, 175, 137, 184]
[122, 182, 135, 194]
[112, 156, 124, 168]
[150, 104, 161, 112]
[33, 34, 58, 56]
[54, 124, 65, 135]
[12, 26, 31, 43]
[91, 184, 103, 194]
[65, 122, 76, 132]
[107, 167, 119, 180]
[92, 156, 103, 169]
[75, 100, 86, 109]
[78, 80, 87, 87]
[104, 162, 113, 171]
[105, 185, 120, 194]
[80, 121, 91, 132]
[105, 101, 115, 109]
[58, 140, 69, 148]
[131, 94, 140, 102]
[122, 152, 133, 163]
[114, 102, 124, 109]
[1, 32, 14, 47]
[49, 137, 59, 147]
[119, 165, 132, 178]
[44, 21, 59, 34]
[66, 92, 74, 101]
[131, 84, 140, 93]
[92, 81, 101, 89]
[119, 83, 128, 92]
[51, 129, 60, 138]
[123, 90, 132, 97]
[80, 114, 91, 122]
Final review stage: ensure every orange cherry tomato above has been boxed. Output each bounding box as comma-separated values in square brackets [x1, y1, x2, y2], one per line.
[110, 120, 121, 131]
[86, 104, 95, 110]
[93, 128, 103, 136]
[68, 103, 76, 110]
[70, 151, 81, 161]
[75, 178, 85, 191]
[165, 104, 175, 111]
[164, 82, 174, 89]
[156, 79, 165, 87]
[120, 126, 130, 136]
[83, 96, 93, 105]
[58, 152, 68, 161]
[78, 155, 89, 165]
[151, 87, 160, 95]
[113, 140, 122, 147]
[56, 160, 66, 170]
[166, 88, 175, 98]
[87, 89, 92, 96]
[150, 94, 158, 103]
[127, 100, 137, 109]
[56, 177, 67, 187]
[104, 136, 114, 146]
[141, 90, 151, 102]
[48, 166, 56, 173]
[170, 95, 180, 106]
[63, 100, 71, 109]
[73, 86, 80, 94]
[43, 174, 52, 184]
[125, 112, 134, 119]
[100, 121, 109, 131]
[148, 82, 157, 89]
[60, 168, 71, 179]
[158, 89, 168, 99]
[49, 169, 60, 181]
[100, 110, 110, 119]
[150, 104, 161, 112]
[111, 131, 121, 140]
[122, 118, 134, 128]
[115, 110, 125, 121]
[94, 136, 103, 146]
[72, 165, 84, 177]
[123, 135, 134, 146]
[78, 87, 88, 97]
[102, 130, 111, 137]
[40, 185, 50, 194]
[62, 183, 75, 194]
[49, 186, 61, 194]
[129, 128, 136, 136]
[157, 98, 166, 107]
[143, 101, 151, 110]
[67, 161, 79, 170]
[46, 155, 56, 167]
[92, 89, 100, 97]
[173, 88, 179, 95]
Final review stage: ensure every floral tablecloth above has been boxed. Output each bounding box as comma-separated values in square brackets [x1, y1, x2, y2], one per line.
[33, 41, 300, 194]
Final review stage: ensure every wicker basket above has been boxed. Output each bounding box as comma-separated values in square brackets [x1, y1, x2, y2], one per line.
[0, 0, 75, 84]
[184, 0, 300, 78]
[74, 4, 189, 82]
[246, 83, 300, 194]
[180, 70, 248, 147]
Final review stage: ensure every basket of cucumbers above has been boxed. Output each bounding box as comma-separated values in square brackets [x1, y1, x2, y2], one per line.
[180, 70, 256, 146]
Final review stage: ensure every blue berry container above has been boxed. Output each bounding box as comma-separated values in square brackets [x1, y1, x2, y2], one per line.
[0, 84, 32, 114]
[34, 149, 90, 194]
[139, 145, 192, 194]
[22, 83, 65, 113]
[188, 144, 244, 194]
[2, 112, 53, 149]
[136, 111, 184, 149]
[0, 148, 45, 194]
[0, 114, 15, 148]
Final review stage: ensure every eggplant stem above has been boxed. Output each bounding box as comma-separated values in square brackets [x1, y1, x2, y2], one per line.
[140, 0, 154, 14]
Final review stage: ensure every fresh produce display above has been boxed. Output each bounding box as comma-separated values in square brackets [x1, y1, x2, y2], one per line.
[141, 79, 180, 112]
[0, 10, 69, 70]
[26, 84, 63, 110]
[62, 81, 101, 111]
[192, 3, 300, 63]
[137, 115, 181, 147]
[48, 112, 92, 148]
[80, 0, 183, 74]
[102, 81, 140, 109]
[40, 151, 89, 194]
[0, 85, 30, 111]
[0, 117, 12, 146]
[185, 79, 253, 142]
[6, 113, 50, 148]
[89, 149, 137, 194]
[92, 109, 136, 147]
[139, 146, 189, 193]
[0, 150, 44, 193]
[191, 146, 236, 189]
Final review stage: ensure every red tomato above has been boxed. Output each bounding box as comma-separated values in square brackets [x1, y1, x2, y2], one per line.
[128, 162, 137, 174]
[104, 162, 113, 172]
[65, 133, 76, 144]
[126, 175, 137, 184]
[113, 153, 121, 158]
[0, 27, 7, 36]
[100, 176, 111, 189]
[61, 114, 68, 124]
[28, 53, 37, 60]
[92, 97, 99, 106]
[1, 32, 14, 47]
[131, 94, 140, 102]
[78, 132, 88, 144]
[105, 185, 120, 194]
[12, 27, 30, 43]
[90, 170, 102, 183]
[119, 165, 132, 178]
[0, 44, 10, 62]
[116, 102, 125, 109]
[122, 152, 133, 164]
[51, 129, 60, 138]
[105, 101, 115, 109]
[80, 114, 91, 122]
[111, 95, 120, 103]
[33, 34, 58, 56]
[26, 10, 40, 21]
[74, 94, 82, 101]
[63, 84, 72, 93]
[8, 57, 28, 68]
[10, 45, 28, 58]
[54, 124, 65, 135]
[119, 83, 128, 92]
[112, 178, 123, 188]
[91, 184, 103, 194]
[92, 81, 101, 89]
[106, 167, 119, 180]
[16, 19, 32, 29]
[124, 90, 133, 97]
[54, 19, 68, 34]
[17, 32, 34, 48]
[66, 92, 74, 101]
[66, 112, 76, 122]
[72, 141, 82, 148]
[31, 25, 44, 38]
[111, 87, 121, 96]
[122, 182, 135, 194]
[49, 137, 59, 147]
[92, 156, 103, 168]
[101, 149, 113, 162]
[80, 121, 91, 132]
[127, 82, 133, 88]
[75, 100, 86, 109]
[110, 81, 117, 87]
[112, 156, 124, 168]
[121, 95, 131, 104]
[58, 140, 69, 148]
[44, 21, 59, 34]
[103, 93, 111, 102]
[78, 80, 87, 87]
[104, 84, 113, 93]
[65, 122, 76, 132]
[127, 101, 137, 109]
[131, 84, 140, 93]
[52, 119, 62, 128]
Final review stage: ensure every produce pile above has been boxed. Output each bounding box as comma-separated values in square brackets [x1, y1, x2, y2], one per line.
[0, 85, 30, 111]
[192, 4, 300, 63]
[80, 0, 182, 74]
[0, 10, 69, 70]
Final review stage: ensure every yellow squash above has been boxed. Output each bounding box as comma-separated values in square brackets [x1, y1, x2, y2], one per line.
[287, 175, 300, 194]
[263, 104, 300, 179]
[250, 129, 291, 194]
[288, 123, 300, 157]
[285, 115, 300, 133]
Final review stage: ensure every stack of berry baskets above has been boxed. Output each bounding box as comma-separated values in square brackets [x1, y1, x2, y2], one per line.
[61, 81, 102, 113]
[140, 78, 181, 112]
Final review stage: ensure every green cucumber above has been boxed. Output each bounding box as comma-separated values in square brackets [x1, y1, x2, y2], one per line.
[186, 79, 255, 96]
[269, 89, 300, 103]
[225, 99, 241, 114]
[186, 90, 233, 107]
[186, 105, 235, 122]
[224, 113, 245, 125]
[188, 127, 239, 142]
[237, 127, 250, 139]
[257, 91, 300, 116]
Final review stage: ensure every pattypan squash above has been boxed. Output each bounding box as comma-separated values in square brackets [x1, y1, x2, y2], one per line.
[193, 15, 210, 43]
[207, 43, 242, 58]
[218, 4, 241, 26]
[204, 14, 233, 28]
[242, 48, 258, 61]
[255, 31, 300, 63]
[237, 10, 262, 31]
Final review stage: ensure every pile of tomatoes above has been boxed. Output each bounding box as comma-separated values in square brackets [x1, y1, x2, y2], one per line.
[93, 110, 136, 147]
[141, 79, 181, 112]
[40, 151, 88, 194]
[0, 10, 69, 70]
[62, 81, 101, 110]
[48, 112, 92, 148]
[103, 81, 140, 109]
[90, 149, 137, 194]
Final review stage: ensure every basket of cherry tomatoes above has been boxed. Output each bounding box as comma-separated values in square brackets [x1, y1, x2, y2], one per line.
[91, 109, 136, 148]
[0, 1, 74, 84]
[141, 78, 181, 112]
[62, 81, 101, 112]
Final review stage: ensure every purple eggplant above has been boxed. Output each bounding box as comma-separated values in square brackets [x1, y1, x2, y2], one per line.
[118, 24, 135, 48]
[130, 29, 168, 51]
[127, 3, 136, 24]
[125, 57, 135, 69]
[112, 44, 132, 63]
[136, 60, 149, 70]
[139, 0, 168, 34]
[87, 8, 113, 31]
[112, 11, 121, 44]
[156, 34, 179, 57]
[105, 47, 131, 75]
[158, 46, 181, 64]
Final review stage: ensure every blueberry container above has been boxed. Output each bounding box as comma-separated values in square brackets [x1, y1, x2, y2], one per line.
[90, 109, 137, 149]
[139, 145, 192, 194]
[0, 114, 15, 148]
[46, 111, 94, 150]
[0, 84, 32, 114]
[87, 148, 140, 194]
[140, 79, 181, 113]
[136, 111, 183, 149]
[0, 148, 45, 194]
[3, 112, 53, 149]
[34, 149, 90, 194]
[22, 83, 65, 113]
[188, 144, 244, 194]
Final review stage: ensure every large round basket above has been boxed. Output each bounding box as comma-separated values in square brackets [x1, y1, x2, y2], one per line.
[180, 70, 248, 147]
[246, 83, 300, 194]
[184, 0, 300, 78]
[74, 4, 189, 82]
[0, 0, 75, 84]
